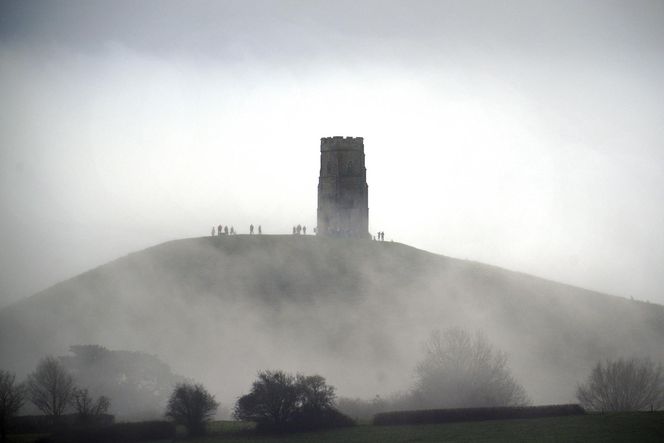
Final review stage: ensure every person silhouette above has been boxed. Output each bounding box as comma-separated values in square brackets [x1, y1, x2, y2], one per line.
[211, 227, 215, 237]
[250, 224, 254, 235]
[297, 224, 302, 235]
[224, 226, 229, 235]
[258, 225, 262, 235]
[217, 225, 222, 236]
[230, 226, 235, 235]
[303, 226, 307, 235]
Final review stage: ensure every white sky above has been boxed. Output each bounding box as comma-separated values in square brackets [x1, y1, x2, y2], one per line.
[1, 0, 663, 306]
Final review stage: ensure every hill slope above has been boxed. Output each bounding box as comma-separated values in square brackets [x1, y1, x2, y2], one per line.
[1, 235, 663, 410]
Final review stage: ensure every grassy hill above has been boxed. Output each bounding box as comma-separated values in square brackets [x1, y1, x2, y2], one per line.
[1, 235, 663, 412]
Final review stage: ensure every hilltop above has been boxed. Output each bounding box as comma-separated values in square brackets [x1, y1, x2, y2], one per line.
[1, 235, 663, 412]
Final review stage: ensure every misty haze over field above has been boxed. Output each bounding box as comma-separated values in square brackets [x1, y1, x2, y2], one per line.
[1, 0, 664, 423]
[2, 235, 663, 419]
[1, 0, 663, 306]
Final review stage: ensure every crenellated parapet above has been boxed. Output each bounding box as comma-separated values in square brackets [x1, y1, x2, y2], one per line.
[320, 136, 364, 152]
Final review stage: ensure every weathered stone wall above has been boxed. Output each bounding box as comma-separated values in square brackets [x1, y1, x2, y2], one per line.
[317, 136, 369, 237]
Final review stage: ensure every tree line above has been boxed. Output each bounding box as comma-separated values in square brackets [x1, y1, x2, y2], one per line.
[2, 327, 664, 440]
[337, 328, 664, 420]
[0, 357, 110, 442]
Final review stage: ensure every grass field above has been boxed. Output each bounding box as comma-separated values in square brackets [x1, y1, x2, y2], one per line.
[8, 412, 664, 442]
[190, 412, 664, 443]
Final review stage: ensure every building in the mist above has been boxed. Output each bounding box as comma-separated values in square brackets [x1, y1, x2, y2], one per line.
[317, 136, 369, 238]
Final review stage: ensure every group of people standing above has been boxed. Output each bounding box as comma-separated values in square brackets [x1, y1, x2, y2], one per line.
[212, 225, 234, 236]
[292, 224, 307, 235]
[209, 224, 386, 241]
[211, 224, 262, 236]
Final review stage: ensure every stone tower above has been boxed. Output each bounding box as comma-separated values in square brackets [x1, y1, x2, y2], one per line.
[317, 136, 369, 238]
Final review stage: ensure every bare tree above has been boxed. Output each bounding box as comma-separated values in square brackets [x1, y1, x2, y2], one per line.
[27, 357, 75, 419]
[414, 328, 529, 408]
[71, 388, 110, 422]
[0, 370, 25, 442]
[165, 383, 218, 437]
[577, 358, 664, 411]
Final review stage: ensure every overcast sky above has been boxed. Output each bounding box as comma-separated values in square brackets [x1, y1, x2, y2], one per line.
[1, 0, 663, 307]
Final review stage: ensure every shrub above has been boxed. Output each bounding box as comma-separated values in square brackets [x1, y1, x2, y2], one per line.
[234, 370, 300, 430]
[577, 358, 664, 411]
[290, 407, 355, 431]
[165, 383, 218, 437]
[234, 370, 354, 432]
[36, 420, 175, 443]
[12, 413, 113, 434]
[373, 404, 585, 426]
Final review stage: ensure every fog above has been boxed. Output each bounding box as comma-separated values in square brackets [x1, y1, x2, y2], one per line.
[1, 0, 663, 307]
[1, 0, 664, 419]
[2, 236, 662, 419]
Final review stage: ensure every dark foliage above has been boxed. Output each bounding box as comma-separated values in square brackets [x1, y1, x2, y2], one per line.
[34, 420, 175, 443]
[165, 382, 218, 437]
[287, 407, 355, 431]
[577, 358, 664, 411]
[11, 414, 114, 434]
[373, 404, 585, 425]
[0, 370, 25, 442]
[234, 370, 354, 432]
[235, 371, 299, 427]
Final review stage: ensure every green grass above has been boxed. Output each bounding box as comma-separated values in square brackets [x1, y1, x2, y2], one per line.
[187, 413, 664, 443]
[206, 421, 257, 434]
[9, 413, 664, 442]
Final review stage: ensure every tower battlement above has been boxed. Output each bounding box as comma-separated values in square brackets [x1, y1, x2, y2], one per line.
[320, 136, 364, 152]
